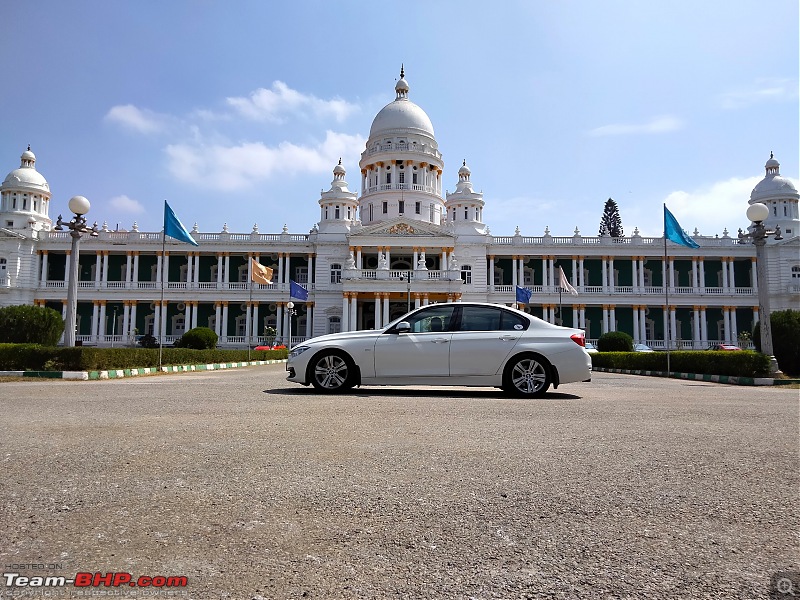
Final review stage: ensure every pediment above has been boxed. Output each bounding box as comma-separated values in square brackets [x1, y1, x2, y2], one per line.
[348, 217, 453, 241]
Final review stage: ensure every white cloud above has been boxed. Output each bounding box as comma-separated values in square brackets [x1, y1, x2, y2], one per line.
[104, 105, 170, 134]
[719, 78, 799, 110]
[108, 194, 145, 214]
[164, 131, 366, 190]
[226, 81, 359, 123]
[588, 115, 684, 137]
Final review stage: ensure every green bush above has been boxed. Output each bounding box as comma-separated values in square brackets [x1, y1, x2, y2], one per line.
[597, 331, 634, 352]
[175, 327, 218, 350]
[0, 305, 64, 346]
[591, 350, 770, 378]
[0, 344, 288, 371]
[753, 309, 800, 376]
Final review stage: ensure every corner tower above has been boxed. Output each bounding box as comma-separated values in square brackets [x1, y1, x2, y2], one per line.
[749, 152, 799, 240]
[358, 67, 445, 226]
[0, 146, 52, 231]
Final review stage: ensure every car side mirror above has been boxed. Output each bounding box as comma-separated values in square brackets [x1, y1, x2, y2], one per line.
[395, 321, 411, 334]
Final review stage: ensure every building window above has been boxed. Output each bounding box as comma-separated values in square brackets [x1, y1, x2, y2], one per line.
[335, 206, 340, 219]
[792, 265, 800, 280]
[383, 201, 388, 214]
[399, 172, 405, 184]
[412, 173, 418, 185]
[464, 207, 469, 219]
[415, 201, 420, 214]
[399, 200, 404, 214]
[461, 265, 472, 284]
[330, 263, 342, 284]
[386, 173, 391, 184]
[328, 316, 341, 334]
[369, 203, 373, 221]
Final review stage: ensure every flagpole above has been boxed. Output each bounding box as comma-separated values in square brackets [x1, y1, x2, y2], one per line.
[158, 227, 166, 370]
[248, 266, 253, 361]
[664, 210, 671, 377]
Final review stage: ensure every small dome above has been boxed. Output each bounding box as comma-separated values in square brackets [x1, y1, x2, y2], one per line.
[750, 153, 798, 202]
[333, 158, 346, 176]
[21, 149, 35, 162]
[458, 160, 471, 176]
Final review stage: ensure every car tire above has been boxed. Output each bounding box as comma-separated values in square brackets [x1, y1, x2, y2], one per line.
[308, 351, 355, 393]
[503, 354, 551, 398]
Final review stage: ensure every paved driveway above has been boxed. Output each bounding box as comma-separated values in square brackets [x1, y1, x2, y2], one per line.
[1, 367, 797, 599]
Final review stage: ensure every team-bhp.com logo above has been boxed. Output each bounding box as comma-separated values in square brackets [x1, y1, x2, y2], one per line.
[3, 572, 188, 589]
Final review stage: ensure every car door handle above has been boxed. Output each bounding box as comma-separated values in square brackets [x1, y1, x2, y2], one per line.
[499, 335, 518, 341]
[431, 338, 450, 343]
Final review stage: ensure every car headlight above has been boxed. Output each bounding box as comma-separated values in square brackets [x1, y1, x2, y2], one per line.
[289, 345, 311, 359]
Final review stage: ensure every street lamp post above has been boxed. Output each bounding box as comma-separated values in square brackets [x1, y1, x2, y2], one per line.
[738, 202, 782, 374]
[286, 301, 297, 348]
[54, 196, 99, 347]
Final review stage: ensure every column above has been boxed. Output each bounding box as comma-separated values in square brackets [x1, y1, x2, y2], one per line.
[639, 306, 647, 342]
[192, 302, 199, 330]
[194, 254, 200, 286]
[216, 254, 223, 288]
[578, 257, 585, 289]
[185, 303, 193, 334]
[41, 251, 49, 285]
[632, 305, 640, 343]
[721, 258, 729, 292]
[631, 258, 639, 293]
[670, 306, 678, 346]
[308, 254, 314, 285]
[512, 257, 518, 288]
[94, 252, 102, 287]
[278, 253, 284, 286]
[441, 248, 447, 271]
[153, 301, 161, 340]
[214, 303, 222, 336]
[98, 301, 107, 340]
[661, 258, 667, 289]
[608, 258, 615, 290]
[753, 306, 759, 327]
[382, 294, 390, 326]
[122, 302, 130, 341]
[691, 258, 698, 292]
[414, 294, 421, 309]
[356, 247, 362, 270]
[160, 302, 168, 340]
[668, 258, 675, 290]
[730, 307, 738, 343]
[609, 305, 616, 332]
[187, 252, 194, 287]
[692, 306, 701, 349]
[341, 295, 350, 332]
[489, 256, 495, 289]
[699, 258, 706, 294]
[350, 294, 359, 331]
[305, 304, 312, 338]
[163, 252, 170, 287]
[374, 294, 382, 329]
[385, 247, 391, 268]
[413, 248, 419, 270]
[124, 252, 132, 286]
[129, 302, 137, 337]
[601, 306, 609, 333]
[245, 302, 252, 343]
[579, 306, 586, 330]
[548, 257, 555, 288]
[221, 302, 229, 340]
[662, 306, 669, 348]
[223, 254, 231, 286]
[132, 253, 139, 285]
[518, 256, 525, 287]
[750, 258, 758, 294]
[572, 306, 579, 329]
[253, 302, 260, 340]
[601, 258, 608, 293]
[722, 307, 731, 343]
[700, 307, 708, 347]
[541, 257, 548, 289]
[728, 259, 736, 292]
[639, 258, 646, 289]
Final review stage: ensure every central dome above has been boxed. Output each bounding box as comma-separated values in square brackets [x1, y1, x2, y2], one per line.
[369, 70, 435, 139]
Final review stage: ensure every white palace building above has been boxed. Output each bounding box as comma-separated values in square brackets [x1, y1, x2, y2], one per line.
[1, 71, 798, 348]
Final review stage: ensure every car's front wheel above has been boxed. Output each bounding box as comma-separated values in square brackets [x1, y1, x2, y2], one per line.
[308, 351, 355, 393]
[503, 354, 551, 398]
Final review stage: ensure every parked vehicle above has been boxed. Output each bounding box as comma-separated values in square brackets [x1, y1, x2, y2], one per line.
[585, 342, 599, 353]
[709, 343, 742, 351]
[286, 302, 592, 398]
[633, 343, 654, 352]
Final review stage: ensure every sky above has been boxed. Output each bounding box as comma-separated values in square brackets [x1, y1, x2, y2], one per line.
[2, 1, 798, 239]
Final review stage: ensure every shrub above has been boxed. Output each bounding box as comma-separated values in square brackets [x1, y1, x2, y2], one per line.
[0, 305, 64, 346]
[591, 350, 770, 378]
[175, 327, 218, 350]
[753, 309, 800, 376]
[597, 331, 634, 352]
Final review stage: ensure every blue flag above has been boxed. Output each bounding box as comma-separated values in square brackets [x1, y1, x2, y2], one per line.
[290, 280, 309, 301]
[664, 205, 699, 249]
[164, 201, 198, 246]
[515, 286, 532, 304]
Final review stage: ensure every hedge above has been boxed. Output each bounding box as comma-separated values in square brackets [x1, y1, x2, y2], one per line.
[0, 344, 288, 371]
[591, 350, 770, 378]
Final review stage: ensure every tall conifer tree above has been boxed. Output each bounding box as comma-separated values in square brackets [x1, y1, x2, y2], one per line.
[599, 198, 623, 237]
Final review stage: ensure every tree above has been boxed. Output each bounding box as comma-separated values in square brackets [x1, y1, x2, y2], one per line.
[174, 326, 218, 350]
[0, 304, 65, 346]
[599, 198, 623, 238]
[753, 309, 800, 375]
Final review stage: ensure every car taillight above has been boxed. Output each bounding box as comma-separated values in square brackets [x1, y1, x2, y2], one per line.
[570, 332, 586, 347]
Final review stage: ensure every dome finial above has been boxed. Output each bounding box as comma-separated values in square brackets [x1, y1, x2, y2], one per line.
[770, 151, 774, 159]
[27, 144, 31, 151]
[400, 64, 404, 79]
[338, 157, 342, 165]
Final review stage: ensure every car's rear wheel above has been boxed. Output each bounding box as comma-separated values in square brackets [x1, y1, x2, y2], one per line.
[503, 354, 551, 398]
[308, 351, 355, 393]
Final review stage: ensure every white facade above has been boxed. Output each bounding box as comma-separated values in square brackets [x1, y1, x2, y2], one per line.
[1, 71, 798, 348]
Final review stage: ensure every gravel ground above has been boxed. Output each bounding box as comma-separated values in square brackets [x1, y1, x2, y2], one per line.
[0, 367, 798, 599]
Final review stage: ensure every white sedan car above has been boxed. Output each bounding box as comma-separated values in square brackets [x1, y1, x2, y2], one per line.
[286, 302, 591, 398]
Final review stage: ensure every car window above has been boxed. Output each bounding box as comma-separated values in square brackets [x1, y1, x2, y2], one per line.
[400, 305, 456, 333]
[459, 306, 528, 332]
